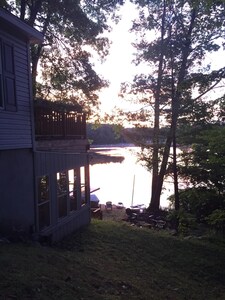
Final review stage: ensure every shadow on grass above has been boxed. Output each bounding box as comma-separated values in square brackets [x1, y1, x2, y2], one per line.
[0, 220, 225, 299]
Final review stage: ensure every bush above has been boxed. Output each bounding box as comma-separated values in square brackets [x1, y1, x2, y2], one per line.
[168, 187, 224, 222]
[206, 209, 225, 235]
[167, 209, 197, 236]
[178, 211, 197, 235]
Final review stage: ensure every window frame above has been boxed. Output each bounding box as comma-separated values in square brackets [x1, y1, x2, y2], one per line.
[37, 175, 51, 231]
[0, 38, 17, 111]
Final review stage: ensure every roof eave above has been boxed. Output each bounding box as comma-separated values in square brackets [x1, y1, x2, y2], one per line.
[0, 8, 43, 44]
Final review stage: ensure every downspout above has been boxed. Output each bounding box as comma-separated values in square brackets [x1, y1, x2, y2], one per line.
[27, 39, 39, 238]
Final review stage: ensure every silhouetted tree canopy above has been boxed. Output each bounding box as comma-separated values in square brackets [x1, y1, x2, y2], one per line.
[2, 0, 124, 115]
[119, 0, 225, 211]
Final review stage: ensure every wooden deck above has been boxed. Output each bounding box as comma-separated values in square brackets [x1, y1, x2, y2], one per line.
[34, 101, 86, 140]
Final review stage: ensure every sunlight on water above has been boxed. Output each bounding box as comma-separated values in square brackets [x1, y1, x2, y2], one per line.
[89, 146, 173, 209]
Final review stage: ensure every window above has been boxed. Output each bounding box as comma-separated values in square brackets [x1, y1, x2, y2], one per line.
[57, 171, 68, 218]
[37, 175, 50, 230]
[0, 39, 16, 111]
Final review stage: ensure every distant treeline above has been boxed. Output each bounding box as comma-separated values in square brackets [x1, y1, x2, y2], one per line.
[87, 123, 169, 145]
[87, 123, 127, 145]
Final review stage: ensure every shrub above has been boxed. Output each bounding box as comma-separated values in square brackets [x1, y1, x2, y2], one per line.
[167, 209, 197, 236]
[206, 209, 225, 235]
[168, 187, 224, 222]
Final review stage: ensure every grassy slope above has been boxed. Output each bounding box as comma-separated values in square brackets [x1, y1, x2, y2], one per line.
[0, 220, 225, 300]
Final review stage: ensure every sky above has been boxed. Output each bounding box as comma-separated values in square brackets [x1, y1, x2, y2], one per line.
[93, 2, 225, 118]
[94, 1, 140, 115]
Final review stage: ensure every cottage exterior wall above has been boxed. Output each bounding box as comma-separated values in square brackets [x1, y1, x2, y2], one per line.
[0, 29, 33, 149]
[0, 149, 35, 234]
[0, 9, 91, 241]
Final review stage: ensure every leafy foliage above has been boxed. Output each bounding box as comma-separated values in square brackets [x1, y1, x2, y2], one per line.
[169, 187, 225, 221]
[206, 209, 225, 234]
[119, 0, 225, 210]
[87, 123, 127, 145]
[178, 126, 225, 193]
[4, 0, 124, 115]
[167, 209, 197, 236]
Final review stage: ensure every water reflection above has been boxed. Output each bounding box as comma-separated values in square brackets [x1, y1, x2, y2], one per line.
[89, 146, 173, 209]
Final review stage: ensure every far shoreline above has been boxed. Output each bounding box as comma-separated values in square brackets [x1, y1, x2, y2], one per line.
[88, 143, 136, 165]
[90, 143, 135, 150]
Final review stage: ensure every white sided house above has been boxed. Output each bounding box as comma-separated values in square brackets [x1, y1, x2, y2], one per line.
[0, 9, 90, 242]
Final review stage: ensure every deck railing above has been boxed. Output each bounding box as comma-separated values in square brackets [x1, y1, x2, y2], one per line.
[34, 106, 86, 140]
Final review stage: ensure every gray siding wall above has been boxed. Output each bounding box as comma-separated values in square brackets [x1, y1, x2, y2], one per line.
[35, 151, 89, 176]
[41, 206, 90, 242]
[0, 149, 35, 234]
[0, 29, 33, 150]
[52, 207, 90, 241]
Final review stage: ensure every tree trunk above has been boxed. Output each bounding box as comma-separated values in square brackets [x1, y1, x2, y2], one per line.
[151, 8, 196, 210]
[27, 0, 44, 27]
[170, 22, 179, 212]
[152, 126, 173, 206]
[31, 45, 42, 98]
[173, 134, 179, 211]
[30, 7, 51, 98]
[20, 0, 26, 20]
[149, 0, 166, 212]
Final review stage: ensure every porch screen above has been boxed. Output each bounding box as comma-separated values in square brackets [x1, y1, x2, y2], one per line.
[57, 171, 68, 218]
[69, 169, 78, 211]
[81, 166, 89, 206]
[37, 175, 50, 230]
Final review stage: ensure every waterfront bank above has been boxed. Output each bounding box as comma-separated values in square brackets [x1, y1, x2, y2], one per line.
[89, 145, 172, 209]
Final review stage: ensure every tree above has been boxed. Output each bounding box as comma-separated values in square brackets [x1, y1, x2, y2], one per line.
[166, 124, 225, 228]
[3, 0, 124, 114]
[178, 125, 225, 194]
[120, 0, 225, 211]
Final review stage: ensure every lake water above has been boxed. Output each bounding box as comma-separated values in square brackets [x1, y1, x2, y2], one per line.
[89, 146, 174, 209]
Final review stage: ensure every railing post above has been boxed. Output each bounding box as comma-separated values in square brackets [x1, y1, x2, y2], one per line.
[34, 102, 87, 140]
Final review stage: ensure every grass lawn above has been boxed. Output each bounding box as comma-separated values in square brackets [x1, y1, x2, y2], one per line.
[0, 219, 225, 300]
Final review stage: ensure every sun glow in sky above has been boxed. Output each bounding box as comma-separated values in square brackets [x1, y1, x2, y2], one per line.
[94, 1, 140, 115]
[94, 2, 225, 119]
